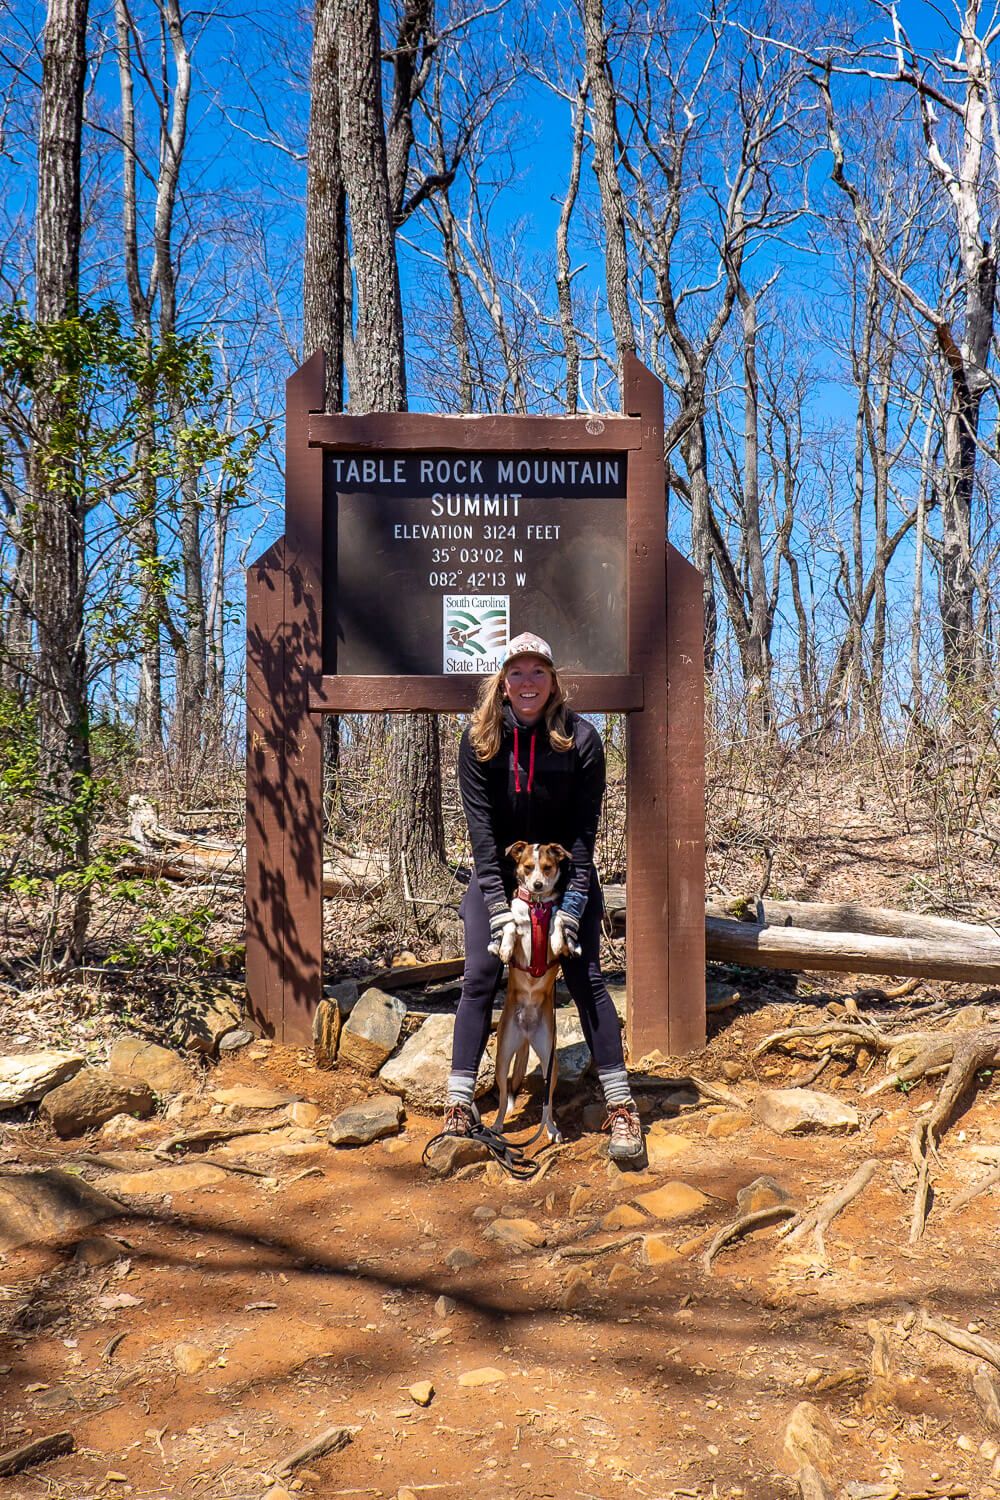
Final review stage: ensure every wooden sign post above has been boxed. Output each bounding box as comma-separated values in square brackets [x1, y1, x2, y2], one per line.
[247, 350, 706, 1058]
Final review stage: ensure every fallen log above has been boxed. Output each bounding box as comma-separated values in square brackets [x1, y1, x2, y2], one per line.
[604, 885, 1000, 950]
[705, 896, 1000, 944]
[704, 916, 1000, 984]
[0, 1432, 74, 1478]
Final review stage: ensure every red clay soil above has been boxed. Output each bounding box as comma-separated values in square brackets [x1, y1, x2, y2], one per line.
[4, 996, 1000, 1500]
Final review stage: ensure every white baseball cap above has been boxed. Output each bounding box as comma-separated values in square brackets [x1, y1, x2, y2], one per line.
[502, 632, 554, 668]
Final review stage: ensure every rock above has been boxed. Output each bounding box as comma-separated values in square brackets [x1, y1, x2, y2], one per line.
[796, 1464, 831, 1500]
[607, 1261, 631, 1286]
[173, 1343, 212, 1374]
[582, 1103, 606, 1133]
[756, 1088, 859, 1136]
[108, 1038, 190, 1096]
[74, 1234, 127, 1266]
[286, 1101, 322, 1128]
[103, 1163, 227, 1196]
[568, 1186, 594, 1216]
[556, 1041, 594, 1086]
[0, 1050, 84, 1109]
[560, 1268, 592, 1308]
[487, 1217, 547, 1249]
[425, 1136, 490, 1179]
[263, 1489, 294, 1500]
[39, 1068, 155, 1138]
[645, 1124, 693, 1167]
[408, 1380, 434, 1406]
[706, 979, 740, 1009]
[472, 1205, 496, 1223]
[445, 1247, 481, 1270]
[602, 1204, 646, 1230]
[458, 1367, 506, 1386]
[99, 1112, 150, 1143]
[327, 1094, 404, 1147]
[338, 988, 407, 1075]
[218, 1028, 254, 1052]
[737, 1175, 792, 1215]
[635, 1181, 710, 1221]
[380, 1013, 494, 1110]
[782, 1400, 835, 1478]
[706, 1110, 751, 1139]
[325, 978, 360, 1014]
[313, 999, 342, 1067]
[721, 1060, 744, 1082]
[434, 1295, 456, 1317]
[642, 1234, 681, 1267]
[174, 983, 243, 1054]
[0, 1169, 122, 1252]
[211, 1085, 297, 1110]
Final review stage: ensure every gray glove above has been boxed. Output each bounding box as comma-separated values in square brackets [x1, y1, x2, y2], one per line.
[488, 906, 514, 955]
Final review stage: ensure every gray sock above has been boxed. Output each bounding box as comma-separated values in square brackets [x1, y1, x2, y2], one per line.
[599, 1066, 634, 1108]
[446, 1071, 476, 1107]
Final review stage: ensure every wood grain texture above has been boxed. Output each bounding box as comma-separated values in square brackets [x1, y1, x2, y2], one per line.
[622, 356, 674, 1061]
[309, 674, 644, 714]
[665, 543, 707, 1051]
[245, 538, 287, 1035]
[280, 353, 327, 1045]
[309, 411, 642, 450]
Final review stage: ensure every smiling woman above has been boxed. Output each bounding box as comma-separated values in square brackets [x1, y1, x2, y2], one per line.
[436, 630, 645, 1166]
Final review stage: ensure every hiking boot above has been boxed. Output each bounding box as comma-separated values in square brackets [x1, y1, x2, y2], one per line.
[442, 1102, 478, 1137]
[604, 1102, 645, 1164]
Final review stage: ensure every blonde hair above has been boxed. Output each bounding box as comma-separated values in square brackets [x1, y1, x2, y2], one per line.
[469, 665, 575, 761]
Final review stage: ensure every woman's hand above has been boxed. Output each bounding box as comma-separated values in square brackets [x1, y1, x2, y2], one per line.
[551, 909, 582, 958]
[488, 906, 515, 959]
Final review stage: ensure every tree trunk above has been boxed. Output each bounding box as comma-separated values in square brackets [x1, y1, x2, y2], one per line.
[305, 0, 346, 798]
[337, 0, 406, 411]
[555, 81, 587, 414]
[115, 0, 163, 755]
[581, 0, 634, 371]
[336, 0, 446, 906]
[32, 0, 91, 966]
[304, 0, 345, 409]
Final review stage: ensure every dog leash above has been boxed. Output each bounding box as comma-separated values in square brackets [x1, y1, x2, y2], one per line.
[422, 1048, 557, 1181]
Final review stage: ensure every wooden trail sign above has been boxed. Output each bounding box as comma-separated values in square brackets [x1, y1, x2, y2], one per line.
[246, 350, 706, 1058]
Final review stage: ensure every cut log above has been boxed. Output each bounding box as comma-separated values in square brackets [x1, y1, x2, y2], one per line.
[704, 917, 1000, 984]
[705, 896, 1000, 945]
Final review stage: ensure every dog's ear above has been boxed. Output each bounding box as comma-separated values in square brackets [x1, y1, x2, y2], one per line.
[548, 843, 573, 864]
[505, 840, 528, 862]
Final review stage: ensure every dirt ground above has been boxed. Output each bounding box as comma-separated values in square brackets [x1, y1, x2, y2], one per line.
[4, 974, 1000, 1500]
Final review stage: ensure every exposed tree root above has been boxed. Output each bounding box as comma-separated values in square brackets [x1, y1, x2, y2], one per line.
[973, 1363, 1000, 1435]
[778, 1159, 879, 1260]
[702, 1205, 796, 1273]
[921, 1309, 1000, 1372]
[949, 1164, 1000, 1214]
[757, 1010, 1000, 1240]
[909, 1029, 1000, 1240]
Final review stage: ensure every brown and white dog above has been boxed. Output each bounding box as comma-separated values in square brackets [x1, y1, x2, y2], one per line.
[493, 840, 577, 1143]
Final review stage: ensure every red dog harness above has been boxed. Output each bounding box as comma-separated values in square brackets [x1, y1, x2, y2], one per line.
[509, 890, 560, 978]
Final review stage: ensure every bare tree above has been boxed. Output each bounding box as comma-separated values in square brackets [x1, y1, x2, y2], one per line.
[31, 0, 91, 964]
[816, 3, 1000, 707]
[336, 0, 446, 900]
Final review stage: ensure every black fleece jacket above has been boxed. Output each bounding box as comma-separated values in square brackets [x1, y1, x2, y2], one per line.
[457, 704, 605, 919]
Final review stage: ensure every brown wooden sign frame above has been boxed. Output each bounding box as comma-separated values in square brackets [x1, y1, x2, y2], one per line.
[246, 349, 705, 1058]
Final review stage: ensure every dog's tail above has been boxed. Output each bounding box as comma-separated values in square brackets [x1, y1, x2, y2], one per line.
[509, 1041, 530, 1100]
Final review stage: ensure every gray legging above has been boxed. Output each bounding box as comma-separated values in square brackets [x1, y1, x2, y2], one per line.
[450, 870, 626, 1077]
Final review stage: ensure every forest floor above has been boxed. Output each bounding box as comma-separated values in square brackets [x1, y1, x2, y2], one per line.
[4, 750, 1000, 1499]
